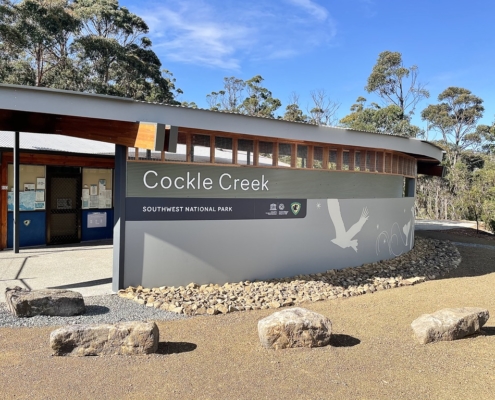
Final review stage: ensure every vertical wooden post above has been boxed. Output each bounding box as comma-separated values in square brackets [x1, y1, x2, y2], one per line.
[336, 148, 343, 170]
[253, 140, 259, 166]
[272, 143, 279, 167]
[186, 134, 192, 162]
[349, 150, 355, 171]
[307, 146, 314, 169]
[322, 147, 329, 169]
[232, 138, 238, 164]
[210, 135, 215, 163]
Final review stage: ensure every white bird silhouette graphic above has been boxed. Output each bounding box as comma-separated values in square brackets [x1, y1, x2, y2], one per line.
[402, 220, 411, 246]
[327, 199, 369, 252]
[402, 205, 415, 248]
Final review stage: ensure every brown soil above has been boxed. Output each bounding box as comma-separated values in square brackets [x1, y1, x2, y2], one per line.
[1, 229, 494, 400]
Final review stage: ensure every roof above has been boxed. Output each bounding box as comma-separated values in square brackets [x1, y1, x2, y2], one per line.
[0, 84, 443, 163]
[0, 131, 116, 155]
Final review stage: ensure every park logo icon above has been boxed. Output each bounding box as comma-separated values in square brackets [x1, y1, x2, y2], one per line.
[290, 202, 302, 215]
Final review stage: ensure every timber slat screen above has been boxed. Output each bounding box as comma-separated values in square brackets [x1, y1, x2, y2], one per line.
[127, 131, 417, 178]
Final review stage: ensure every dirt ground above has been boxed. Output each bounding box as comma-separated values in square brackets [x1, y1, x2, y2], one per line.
[1, 229, 494, 400]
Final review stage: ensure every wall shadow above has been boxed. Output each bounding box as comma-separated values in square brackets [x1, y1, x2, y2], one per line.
[156, 341, 197, 355]
[48, 278, 112, 289]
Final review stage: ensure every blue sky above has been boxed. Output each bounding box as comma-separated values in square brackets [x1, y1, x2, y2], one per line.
[120, 0, 495, 138]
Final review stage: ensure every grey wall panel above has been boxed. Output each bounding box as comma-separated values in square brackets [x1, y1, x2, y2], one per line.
[127, 163, 404, 199]
[123, 197, 415, 288]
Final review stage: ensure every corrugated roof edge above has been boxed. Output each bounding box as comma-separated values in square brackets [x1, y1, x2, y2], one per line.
[2, 83, 438, 142]
[0, 83, 133, 102]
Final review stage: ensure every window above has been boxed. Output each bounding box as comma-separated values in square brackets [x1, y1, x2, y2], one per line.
[259, 141, 274, 166]
[214, 137, 233, 164]
[238, 139, 254, 165]
[191, 134, 211, 163]
[278, 143, 292, 167]
[313, 146, 324, 169]
[296, 145, 308, 168]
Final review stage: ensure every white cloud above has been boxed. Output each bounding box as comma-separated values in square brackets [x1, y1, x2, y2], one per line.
[140, 0, 337, 70]
[286, 0, 329, 21]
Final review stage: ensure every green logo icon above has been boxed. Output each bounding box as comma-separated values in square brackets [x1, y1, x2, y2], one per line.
[290, 202, 302, 215]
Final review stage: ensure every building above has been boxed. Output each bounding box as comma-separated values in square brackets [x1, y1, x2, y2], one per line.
[0, 84, 443, 290]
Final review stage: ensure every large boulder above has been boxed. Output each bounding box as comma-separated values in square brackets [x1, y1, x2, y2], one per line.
[258, 307, 332, 349]
[411, 307, 490, 344]
[5, 286, 85, 317]
[50, 321, 159, 356]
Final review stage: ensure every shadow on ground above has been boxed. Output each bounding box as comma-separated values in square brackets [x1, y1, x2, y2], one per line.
[83, 305, 110, 315]
[329, 334, 360, 347]
[479, 327, 495, 337]
[48, 278, 112, 289]
[156, 341, 197, 355]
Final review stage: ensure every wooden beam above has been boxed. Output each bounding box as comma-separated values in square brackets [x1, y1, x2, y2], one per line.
[0, 110, 163, 150]
[135, 122, 165, 151]
[2, 153, 114, 168]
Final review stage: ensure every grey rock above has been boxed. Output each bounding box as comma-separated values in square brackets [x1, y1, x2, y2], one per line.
[5, 286, 85, 317]
[411, 307, 489, 344]
[50, 321, 159, 356]
[258, 307, 332, 349]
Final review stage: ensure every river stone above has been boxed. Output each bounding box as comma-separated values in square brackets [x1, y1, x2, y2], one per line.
[258, 307, 332, 349]
[411, 307, 490, 344]
[5, 286, 85, 317]
[50, 321, 159, 356]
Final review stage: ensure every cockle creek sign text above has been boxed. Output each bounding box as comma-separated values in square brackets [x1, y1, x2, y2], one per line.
[143, 170, 270, 192]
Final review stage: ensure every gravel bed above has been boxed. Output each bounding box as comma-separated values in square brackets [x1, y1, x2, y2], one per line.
[119, 237, 462, 316]
[0, 294, 187, 328]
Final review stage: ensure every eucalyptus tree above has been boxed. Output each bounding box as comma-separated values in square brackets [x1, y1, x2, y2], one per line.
[282, 92, 307, 122]
[206, 76, 245, 112]
[421, 87, 484, 166]
[340, 97, 422, 137]
[0, 0, 80, 87]
[240, 75, 281, 118]
[207, 75, 281, 118]
[366, 50, 429, 119]
[72, 0, 178, 103]
[306, 89, 340, 126]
